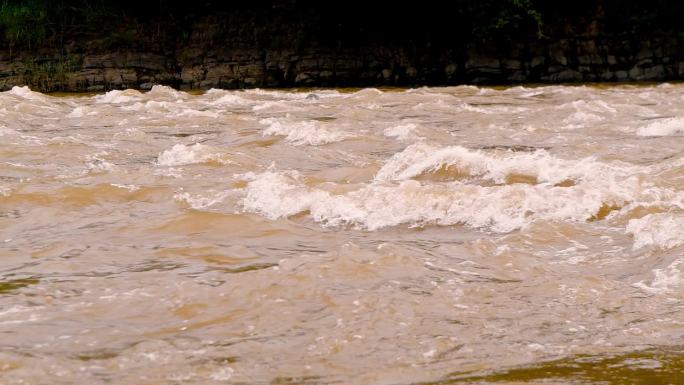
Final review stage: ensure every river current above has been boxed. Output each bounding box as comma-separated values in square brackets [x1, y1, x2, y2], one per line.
[1, 84, 683, 384]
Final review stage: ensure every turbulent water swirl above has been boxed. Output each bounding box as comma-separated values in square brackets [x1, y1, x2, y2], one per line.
[1, 84, 683, 384]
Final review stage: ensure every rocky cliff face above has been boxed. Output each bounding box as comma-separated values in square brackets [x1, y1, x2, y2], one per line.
[0, 2, 682, 91]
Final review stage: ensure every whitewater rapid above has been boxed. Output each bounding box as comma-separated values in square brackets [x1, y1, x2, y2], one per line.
[1, 84, 683, 384]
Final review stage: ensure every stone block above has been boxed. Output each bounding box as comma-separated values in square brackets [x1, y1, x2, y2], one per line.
[465, 56, 500, 70]
[560, 69, 583, 81]
[640, 65, 665, 80]
[578, 54, 604, 65]
[181, 66, 205, 83]
[502, 59, 522, 70]
[294, 72, 312, 84]
[530, 56, 545, 68]
[599, 71, 615, 81]
[83, 53, 126, 69]
[578, 40, 598, 54]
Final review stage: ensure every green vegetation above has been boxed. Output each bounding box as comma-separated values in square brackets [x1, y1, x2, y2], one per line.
[0, 0, 48, 49]
[22, 54, 78, 91]
[0, 0, 140, 50]
[490, 0, 545, 39]
[0, 0, 682, 52]
[0, 0, 682, 90]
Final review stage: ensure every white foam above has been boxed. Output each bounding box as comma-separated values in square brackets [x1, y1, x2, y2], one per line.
[66, 106, 98, 118]
[66, 106, 85, 118]
[260, 117, 354, 145]
[246, 88, 341, 100]
[240, 171, 329, 219]
[153, 167, 183, 178]
[174, 190, 233, 210]
[210, 367, 235, 381]
[95, 89, 143, 104]
[555, 100, 617, 127]
[634, 258, 683, 294]
[563, 110, 603, 126]
[461, 103, 528, 115]
[412, 99, 453, 112]
[626, 213, 684, 249]
[636, 117, 684, 136]
[232, 142, 684, 234]
[239, 168, 635, 232]
[373, 143, 631, 185]
[175, 109, 219, 118]
[252, 101, 300, 112]
[578, 100, 617, 114]
[157, 143, 229, 166]
[111, 184, 140, 192]
[85, 153, 116, 172]
[122, 102, 145, 111]
[9, 86, 46, 100]
[211, 93, 250, 106]
[204, 88, 226, 95]
[347, 88, 384, 98]
[0, 186, 9, 197]
[244, 89, 308, 100]
[383, 123, 420, 140]
[147, 85, 187, 99]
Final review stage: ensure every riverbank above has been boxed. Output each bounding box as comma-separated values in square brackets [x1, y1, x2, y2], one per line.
[1, 1, 683, 92]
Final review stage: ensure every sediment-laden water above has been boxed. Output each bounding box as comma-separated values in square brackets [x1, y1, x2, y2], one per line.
[1, 84, 683, 384]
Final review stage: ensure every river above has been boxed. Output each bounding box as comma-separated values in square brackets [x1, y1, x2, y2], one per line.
[1, 84, 683, 384]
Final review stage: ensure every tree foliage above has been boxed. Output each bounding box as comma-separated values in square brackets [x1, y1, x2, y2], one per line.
[0, 1, 683, 50]
[0, 0, 48, 48]
[490, 0, 545, 38]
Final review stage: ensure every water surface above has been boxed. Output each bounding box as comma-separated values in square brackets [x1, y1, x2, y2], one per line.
[1, 84, 683, 384]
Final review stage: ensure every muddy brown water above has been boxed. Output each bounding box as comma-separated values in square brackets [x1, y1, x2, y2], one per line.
[1, 84, 683, 384]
